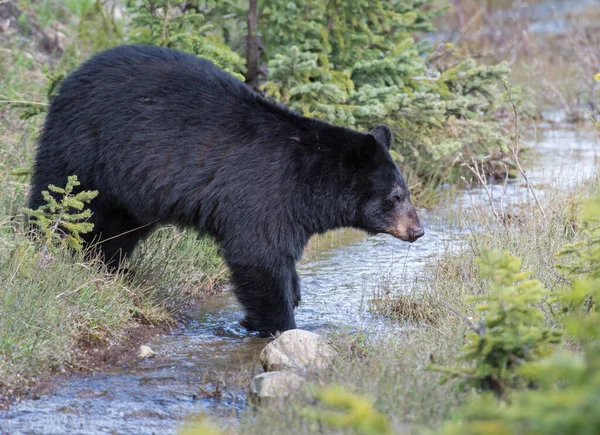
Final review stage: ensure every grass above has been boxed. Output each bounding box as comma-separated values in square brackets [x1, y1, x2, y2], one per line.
[1, 1, 599, 432]
[235, 159, 599, 433]
[432, 0, 600, 118]
[0, 222, 226, 395]
[0, 3, 227, 400]
[0, 244, 167, 389]
[240, 326, 467, 434]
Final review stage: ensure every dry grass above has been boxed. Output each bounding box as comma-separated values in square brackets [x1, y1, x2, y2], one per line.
[432, 0, 600, 117]
[236, 162, 600, 434]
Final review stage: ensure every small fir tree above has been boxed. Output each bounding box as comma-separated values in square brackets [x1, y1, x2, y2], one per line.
[439, 222, 600, 434]
[554, 200, 600, 338]
[24, 175, 98, 252]
[258, 0, 513, 200]
[431, 250, 562, 399]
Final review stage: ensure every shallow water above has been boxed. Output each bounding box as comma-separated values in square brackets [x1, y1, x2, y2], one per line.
[428, 0, 598, 44]
[1, 125, 597, 434]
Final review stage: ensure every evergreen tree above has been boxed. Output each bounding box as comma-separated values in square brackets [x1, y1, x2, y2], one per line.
[126, 0, 245, 77]
[24, 175, 98, 252]
[439, 205, 600, 434]
[124, 0, 514, 203]
[430, 250, 562, 400]
[259, 0, 511, 198]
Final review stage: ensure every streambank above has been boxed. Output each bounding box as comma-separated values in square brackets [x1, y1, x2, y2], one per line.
[1, 124, 596, 434]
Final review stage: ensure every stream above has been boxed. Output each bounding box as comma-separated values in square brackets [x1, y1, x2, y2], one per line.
[0, 122, 597, 434]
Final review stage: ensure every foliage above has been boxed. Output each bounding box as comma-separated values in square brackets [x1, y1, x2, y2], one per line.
[179, 414, 222, 435]
[440, 267, 600, 435]
[301, 386, 393, 435]
[555, 200, 600, 318]
[557, 200, 600, 280]
[437, 203, 600, 434]
[259, 0, 512, 197]
[126, 0, 244, 78]
[169, 385, 394, 435]
[431, 250, 562, 399]
[119, 0, 514, 204]
[24, 175, 98, 252]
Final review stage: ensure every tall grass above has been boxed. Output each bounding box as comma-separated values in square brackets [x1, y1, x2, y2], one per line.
[237, 167, 599, 433]
[0, 5, 226, 398]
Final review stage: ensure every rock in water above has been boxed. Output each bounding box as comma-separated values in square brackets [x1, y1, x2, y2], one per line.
[138, 345, 155, 359]
[250, 371, 305, 400]
[260, 329, 336, 372]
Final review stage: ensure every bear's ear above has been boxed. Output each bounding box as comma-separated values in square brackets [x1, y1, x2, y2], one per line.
[370, 124, 393, 150]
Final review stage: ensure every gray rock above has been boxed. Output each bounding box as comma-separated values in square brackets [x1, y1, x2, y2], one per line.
[260, 329, 336, 373]
[249, 371, 305, 400]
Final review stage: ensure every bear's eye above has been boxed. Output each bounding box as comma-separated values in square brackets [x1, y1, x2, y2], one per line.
[392, 194, 403, 203]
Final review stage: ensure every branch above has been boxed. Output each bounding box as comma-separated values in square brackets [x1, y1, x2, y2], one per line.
[459, 153, 504, 225]
[0, 100, 48, 106]
[443, 301, 482, 335]
[499, 163, 509, 219]
[160, 0, 171, 46]
[56, 278, 106, 299]
[503, 80, 546, 219]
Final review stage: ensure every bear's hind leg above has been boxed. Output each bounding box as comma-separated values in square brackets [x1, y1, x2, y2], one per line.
[87, 206, 152, 270]
[229, 260, 297, 336]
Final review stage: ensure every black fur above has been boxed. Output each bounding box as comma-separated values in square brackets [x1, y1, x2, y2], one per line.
[29, 45, 424, 335]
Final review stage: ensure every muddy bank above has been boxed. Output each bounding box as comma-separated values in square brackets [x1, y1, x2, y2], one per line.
[0, 321, 172, 411]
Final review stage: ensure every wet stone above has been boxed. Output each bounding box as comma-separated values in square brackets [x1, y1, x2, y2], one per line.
[259, 329, 336, 373]
[249, 371, 305, 401]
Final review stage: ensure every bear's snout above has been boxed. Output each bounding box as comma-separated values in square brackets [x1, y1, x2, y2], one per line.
[407, 226, 425, 242]
[384, 204, 424, 243]
[385, 224, 425, 243]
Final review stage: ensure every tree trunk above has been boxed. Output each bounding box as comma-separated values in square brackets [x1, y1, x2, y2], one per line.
[245, 0, 260, 90]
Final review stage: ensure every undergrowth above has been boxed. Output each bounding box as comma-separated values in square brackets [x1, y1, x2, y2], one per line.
[236, 162, 600, 434]
[0, 1, 226, 400]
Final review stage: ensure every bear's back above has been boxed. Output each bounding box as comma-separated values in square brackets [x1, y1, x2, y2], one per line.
[31, 45, 298, 226]
[52, 45, 251, 122]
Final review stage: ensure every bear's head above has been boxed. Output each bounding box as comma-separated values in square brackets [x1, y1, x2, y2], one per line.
[347, 125, 424, 243]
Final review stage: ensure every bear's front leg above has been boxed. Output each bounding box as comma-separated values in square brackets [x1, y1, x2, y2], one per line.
[228, 260, 297, 336]
[291, 268, 302, 308]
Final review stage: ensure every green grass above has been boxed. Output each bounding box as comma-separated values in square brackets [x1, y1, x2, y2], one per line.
[0, 9, 226, 399]
[0, 242, 167, 387]
[235, 169, 599, 434]
[2, 1, 599, 429]
[239, 326, 467, 434]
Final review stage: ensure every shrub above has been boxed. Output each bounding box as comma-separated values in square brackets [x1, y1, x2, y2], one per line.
[301, 386, 393, 435]
[555, 200, 600, 318]
[431, 250, 562, 399]
[438, 202, 600, 434]
[122, 0, 514, 204]
[126, 0, 244, 78]
[439, 277, 600, 435]
[259, 0, 512, 198]
[24, 175, 98, 253]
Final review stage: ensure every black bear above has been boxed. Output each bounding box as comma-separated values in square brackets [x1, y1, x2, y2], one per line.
[29, 45, 424, 335]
